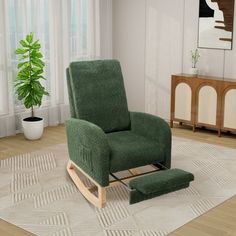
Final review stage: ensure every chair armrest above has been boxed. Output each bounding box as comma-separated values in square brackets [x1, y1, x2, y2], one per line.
[130, 112, 172, 168]
[65, 118, 110, 186]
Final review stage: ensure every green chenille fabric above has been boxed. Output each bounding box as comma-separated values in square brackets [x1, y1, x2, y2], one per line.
[66, 68, 76, 118]
[68, 60, 130, 133]
[129, 169, 194, 195]
[130, 112, 172, 168]
[65, 118, 110, 187]
[129, 182, 190, 204]
[107, 131, 164, 173]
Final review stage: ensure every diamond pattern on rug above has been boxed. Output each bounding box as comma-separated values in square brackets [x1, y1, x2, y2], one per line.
[11, 172, 39, 192]
[175, 185, 200, 197]
[104, 229, 170, 236]
[104, 229, 135, 236]
[34, 184, 78, 208]
[0, 152, 56, 172]
[198, 163, 226, 177]
[48, 227, 72, 236]
[140, 230, 169, 236]
[190, 198, 216, 216]
[211, 174, 236, 188]
[39, 212, 69, 226]
[13, 192, 35, 203]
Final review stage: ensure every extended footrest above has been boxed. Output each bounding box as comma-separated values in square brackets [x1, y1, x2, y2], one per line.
[129, 168, 194, 204]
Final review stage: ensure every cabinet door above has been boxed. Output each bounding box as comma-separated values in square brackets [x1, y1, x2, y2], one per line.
[198, 86, 217, 126]
[224, 89, 236, 129]
[174, 83, 192, 121]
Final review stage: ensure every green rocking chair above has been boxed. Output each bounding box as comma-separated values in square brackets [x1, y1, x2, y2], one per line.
[65, 60, 194, 208]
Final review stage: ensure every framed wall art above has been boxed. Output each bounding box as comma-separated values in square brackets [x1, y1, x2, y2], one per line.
[198, 0, 235, 50]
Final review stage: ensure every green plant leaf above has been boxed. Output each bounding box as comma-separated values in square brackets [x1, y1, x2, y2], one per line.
[19, 40, 29, 48]
[18, 55, 29, 61]
[31, 59, 45, 68]
[16, 76, 27, 81]
[24, 95, 33, 108]
[17, 61, 29, 69]
[35, 52, 43, 58]
[18, 70, 30, 78]
[32, 40, 41, 50]
[15, 48, 28, 54]
[31, 67, 42, 73]
[16, 85, 30, 100]
[26, 33, 33, 44]
[31, 50, 43, 59]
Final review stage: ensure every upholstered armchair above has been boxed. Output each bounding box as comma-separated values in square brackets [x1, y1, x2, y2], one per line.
[65, 60, 171, 207]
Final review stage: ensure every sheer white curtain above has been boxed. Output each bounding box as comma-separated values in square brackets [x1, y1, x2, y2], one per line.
[0, 0, 112, 138]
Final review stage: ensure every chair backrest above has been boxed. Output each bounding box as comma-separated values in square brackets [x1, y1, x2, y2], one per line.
[67, 60, 130, 133]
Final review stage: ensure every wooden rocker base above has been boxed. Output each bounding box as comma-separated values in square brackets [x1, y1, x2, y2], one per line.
[67, 160, 106, 208]
[67, 161, 162, 208]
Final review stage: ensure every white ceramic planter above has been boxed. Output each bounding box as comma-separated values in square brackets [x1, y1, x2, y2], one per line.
[189, 67, 198, 76]
[22, 117, 44, 140]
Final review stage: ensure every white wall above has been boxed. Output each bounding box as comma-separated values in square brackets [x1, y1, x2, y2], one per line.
[112, 0, 146, 112]
[145, 0, 184, 119]
[112, 0, 236, 120]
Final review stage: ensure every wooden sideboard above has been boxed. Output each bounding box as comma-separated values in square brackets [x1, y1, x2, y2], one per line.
[170, 74, 236, 136]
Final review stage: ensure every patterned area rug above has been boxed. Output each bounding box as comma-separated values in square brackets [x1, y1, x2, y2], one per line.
[0, 137, 236, 236]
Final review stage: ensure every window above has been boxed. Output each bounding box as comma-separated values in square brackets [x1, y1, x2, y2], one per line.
[1, 0, 93, 112]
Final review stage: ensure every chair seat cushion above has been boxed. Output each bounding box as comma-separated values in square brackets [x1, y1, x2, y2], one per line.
[107, 131, 164, 173]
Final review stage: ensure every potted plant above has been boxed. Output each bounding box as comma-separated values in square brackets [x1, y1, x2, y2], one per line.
[15, 32, 49, 140]
[189, 49, 200, 75]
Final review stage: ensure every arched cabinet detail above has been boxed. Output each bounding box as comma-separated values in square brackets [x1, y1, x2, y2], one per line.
[171, 74, 236, 136]
[174, 83, 192, 121]
[197, 85, 217, 126]
[223, 88, 236, 131]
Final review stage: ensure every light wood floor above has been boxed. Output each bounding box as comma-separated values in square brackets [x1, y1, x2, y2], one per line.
[0, 124, 236, 236]
[0, 219, 34, 236]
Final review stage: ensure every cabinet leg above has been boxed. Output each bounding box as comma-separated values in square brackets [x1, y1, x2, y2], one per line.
[218, 129, 221, 137]
[170, 120, 173, 128]
[179, 122, 183, 126]
[193, 125, 196, 133]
